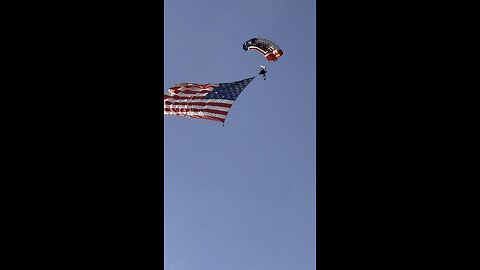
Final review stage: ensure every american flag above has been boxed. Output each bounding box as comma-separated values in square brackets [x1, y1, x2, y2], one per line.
[164, 77, 255, 123]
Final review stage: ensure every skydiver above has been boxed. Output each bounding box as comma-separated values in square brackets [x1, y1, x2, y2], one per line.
[259, 65, 267, 80]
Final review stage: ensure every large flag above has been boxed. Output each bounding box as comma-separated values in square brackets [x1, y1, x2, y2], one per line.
[164, 77, 255, 123]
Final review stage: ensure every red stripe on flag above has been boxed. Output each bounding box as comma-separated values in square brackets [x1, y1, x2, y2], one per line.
[164, 108, 228, 116]
[164, 101, 232, 108]
[169, 89, 211, 95]
[165, 95, 205, 101]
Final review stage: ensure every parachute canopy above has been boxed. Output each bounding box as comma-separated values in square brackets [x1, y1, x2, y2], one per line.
[243, 38, 283, 62]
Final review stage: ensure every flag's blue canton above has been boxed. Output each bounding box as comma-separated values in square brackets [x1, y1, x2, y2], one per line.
[204, 77, 255, 101]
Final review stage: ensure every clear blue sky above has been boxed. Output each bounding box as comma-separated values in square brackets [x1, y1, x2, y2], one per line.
[164, 0, 316, 269]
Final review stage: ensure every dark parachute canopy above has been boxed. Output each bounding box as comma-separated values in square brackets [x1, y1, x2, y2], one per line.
[243, 38, 283, 62]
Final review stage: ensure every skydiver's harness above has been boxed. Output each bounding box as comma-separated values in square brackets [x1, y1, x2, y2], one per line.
[258, 67, 267, 80]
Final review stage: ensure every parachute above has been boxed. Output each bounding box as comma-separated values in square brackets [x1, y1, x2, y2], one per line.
[243, 38, 283, 62]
